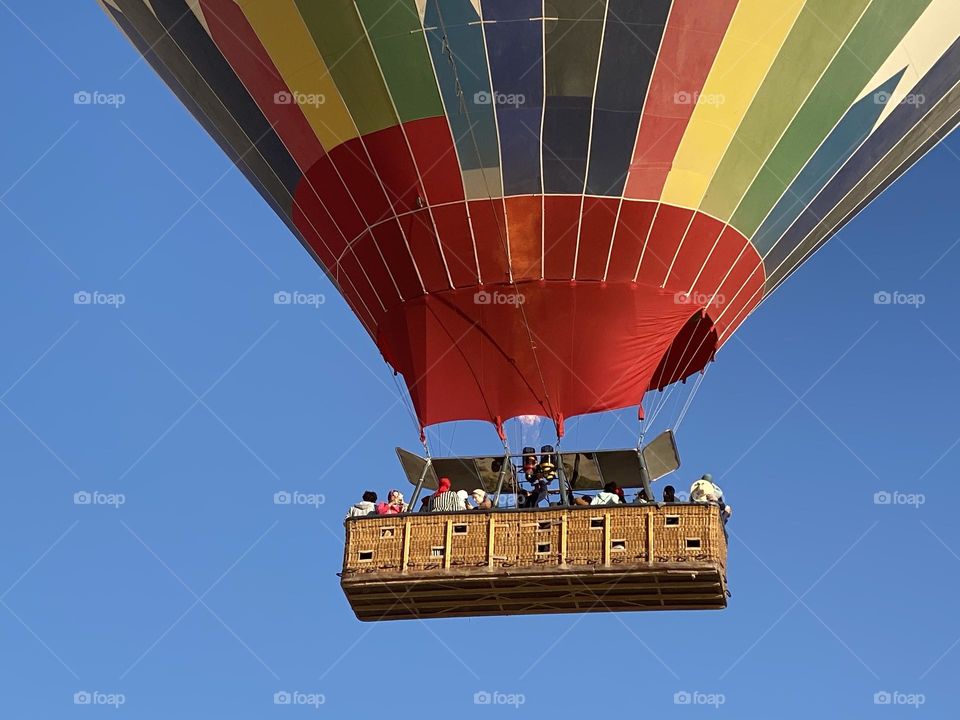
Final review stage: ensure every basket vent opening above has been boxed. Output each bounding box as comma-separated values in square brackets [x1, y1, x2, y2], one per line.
[453, 524, 468, 535]
[379, 527, 395, 538]
[537, 521, 551, 531]
[665, 515, 680, 527]
[685, 538, 702, 549]
[536, 543, 551, 554]
[590, 518, 604, 529]
[430, 546, 445, 557]
[612, 539, 626, 551]
[358, 550, 373, 561]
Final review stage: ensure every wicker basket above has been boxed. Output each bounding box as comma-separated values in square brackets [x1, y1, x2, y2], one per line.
[342, 503, 727, 576]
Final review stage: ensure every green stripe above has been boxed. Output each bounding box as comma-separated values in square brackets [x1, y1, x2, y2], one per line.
[701, 0, 870, 220]
[296, 0, 397, 135]
[356, 0, 444, 122]
[732, 0, 931, 237]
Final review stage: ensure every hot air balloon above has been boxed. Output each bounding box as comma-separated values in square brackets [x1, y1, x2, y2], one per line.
[100, 0, 960, 620]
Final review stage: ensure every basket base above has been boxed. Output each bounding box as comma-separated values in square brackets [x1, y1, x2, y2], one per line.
[341, 562, 727, 621]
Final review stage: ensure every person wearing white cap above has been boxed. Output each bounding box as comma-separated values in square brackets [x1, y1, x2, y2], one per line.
[470, 489, 493, 509]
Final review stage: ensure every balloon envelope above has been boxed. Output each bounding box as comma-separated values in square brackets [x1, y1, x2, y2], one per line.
[100, 0, 960, 433]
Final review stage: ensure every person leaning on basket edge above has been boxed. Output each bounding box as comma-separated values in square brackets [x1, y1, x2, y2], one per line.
[689, 474, 732, 532]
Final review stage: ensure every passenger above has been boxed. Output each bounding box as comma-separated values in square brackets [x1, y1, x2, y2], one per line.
[418, 495, 431, 512]
[662, 485, 677, 503]
[690, 474, 722, 503]
[346, 490, 377, 518]
[690, 473, 732, 529]
[635, 488, 650, 504]
[376, 489, 406, 515]
[615, 486, 627, 503]
[470, 489, 493, 509]
[590, 482, 622, 505]
[429, 477, 467, 512]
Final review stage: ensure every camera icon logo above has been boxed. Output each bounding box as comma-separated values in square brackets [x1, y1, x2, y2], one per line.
[74, 491, 92, 505]
[273, 91, 293, 105]
[873, 91, 891, 105]
[74, 91, 92, 105]
[474, 291, 491, 305]
[74, 291, 92, 305]
[274, 690, 292, 705]
[874, 291, 891, 305]
[674, 690, 692, 705]
[874, 691, 892, 705]
[473, 690, 492, 705]
[274, 291, 292, 305]
[274, 491, 292, 505]
[673, 91, 693, 105]
[74, 691, 92, 705]
[874, 491, 892, 505]
[473, 91, 491, 105]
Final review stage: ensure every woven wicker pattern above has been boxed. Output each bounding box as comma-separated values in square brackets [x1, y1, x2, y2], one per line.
[343, 504, 726, 577]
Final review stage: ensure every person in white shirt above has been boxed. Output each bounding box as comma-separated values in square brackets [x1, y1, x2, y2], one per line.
[689, 474, 732, 533]
[590, 482, 622, 505]
[346, 490, 377, 518]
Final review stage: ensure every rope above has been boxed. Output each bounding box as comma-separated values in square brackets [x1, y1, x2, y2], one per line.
[675, 363, 710, 433]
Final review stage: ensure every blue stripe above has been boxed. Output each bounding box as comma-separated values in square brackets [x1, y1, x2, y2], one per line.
[424, 1, 500, 178]
[483, 1, 544, 195]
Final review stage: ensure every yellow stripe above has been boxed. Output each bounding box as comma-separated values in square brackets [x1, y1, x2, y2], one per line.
[238, 0, 358, 149]
[660, 0, 805, 208]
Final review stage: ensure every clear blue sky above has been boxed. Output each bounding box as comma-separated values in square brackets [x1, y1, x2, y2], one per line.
[2, 3, 959, 717]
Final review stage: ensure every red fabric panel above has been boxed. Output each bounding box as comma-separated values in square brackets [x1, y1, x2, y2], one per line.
[326, 138, 394, 227]
[624, 0, 737, 200]
[298, 155, 366, 244]
[378, 281, 707, 427]
[712, 248, 764, 340]
[431, 203, 479, 287]
[718, 277, 764, 346]
[404, 116, 465, 205]
[605, 199, 657, 282]
[635, 203, 692, 286]
[693, 225, 759, 335]
[335, 247, 383, 328]
[575, 196, 619, 281]
[346, 231, 397, 313]
[650, 311, 718, 390]
[468, 199, 511, 284]
[402, 209, 449, 292]
[506, 196, 542, 281]
[369, 222, 421, 302]
[363, 124, 421, 215]
[542, 195, 580, 280]
[663, 211, 728, 291]
[200, 0, 324, 171]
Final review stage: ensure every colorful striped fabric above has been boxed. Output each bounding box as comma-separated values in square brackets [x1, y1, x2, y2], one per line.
[99, 0, 960, 431]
